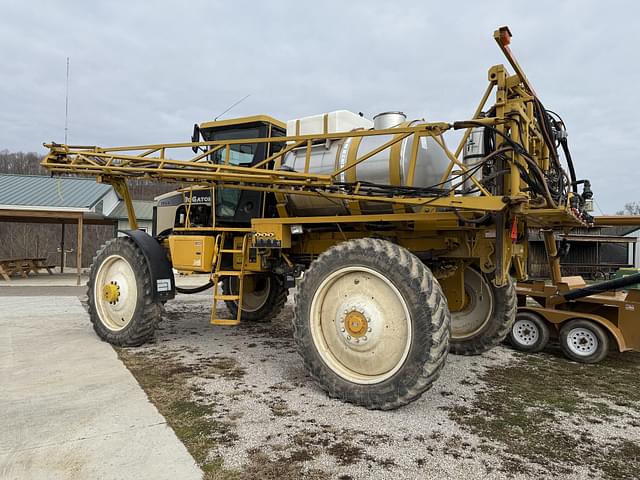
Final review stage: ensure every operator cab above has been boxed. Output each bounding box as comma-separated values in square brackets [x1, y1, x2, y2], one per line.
[192, 115, 286, 226]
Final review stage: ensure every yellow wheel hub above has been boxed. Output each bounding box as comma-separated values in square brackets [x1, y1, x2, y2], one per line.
[103, 282, 121, 304]
[344, 311, 368, 338]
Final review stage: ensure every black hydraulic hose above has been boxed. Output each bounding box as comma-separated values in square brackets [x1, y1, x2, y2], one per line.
[454, 120, 558, 208]
[175, 280, 215, 294]
[559, 138, 578, 194]
[533, 98, 561, 170]
[545, 109, 578, 195]
[561, 272, 640, 301]
[454, 210, 492, 225]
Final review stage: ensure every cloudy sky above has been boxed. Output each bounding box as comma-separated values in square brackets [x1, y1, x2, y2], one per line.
[1, 1, 638, 213]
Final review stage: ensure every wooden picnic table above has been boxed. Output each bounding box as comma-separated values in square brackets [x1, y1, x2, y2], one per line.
[0, 257, 56, 281]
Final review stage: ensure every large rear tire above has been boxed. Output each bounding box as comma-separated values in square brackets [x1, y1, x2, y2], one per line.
[222, 274, 287, 322]
[294, 238, 450, 410]
[449, 267, 516, 355]
[87, 237, 162, 346]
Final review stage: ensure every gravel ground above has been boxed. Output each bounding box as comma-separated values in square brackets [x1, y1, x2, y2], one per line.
[117, 292, 640, 480]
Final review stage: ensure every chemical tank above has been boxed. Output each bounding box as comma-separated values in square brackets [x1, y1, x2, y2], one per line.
[281, 111, 451, 216]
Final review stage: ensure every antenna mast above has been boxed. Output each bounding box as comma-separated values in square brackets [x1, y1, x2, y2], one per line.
[214, 94, 250, 121]
[64, 57, 70, 144]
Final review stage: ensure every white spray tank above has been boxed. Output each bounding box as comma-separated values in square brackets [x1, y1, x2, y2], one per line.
[281, 110, 451, 216]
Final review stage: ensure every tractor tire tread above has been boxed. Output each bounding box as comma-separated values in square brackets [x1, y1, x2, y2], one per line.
[87, 237, 161, 347]
[293, 237, 450, 410]
[450, 273, 517, 356]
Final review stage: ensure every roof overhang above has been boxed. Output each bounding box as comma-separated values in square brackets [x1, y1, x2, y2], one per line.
[0, 204, 90, 213]
[0, 208, 117, 225]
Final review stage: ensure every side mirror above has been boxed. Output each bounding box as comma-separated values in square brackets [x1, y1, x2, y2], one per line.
[191, 124, 200, 153]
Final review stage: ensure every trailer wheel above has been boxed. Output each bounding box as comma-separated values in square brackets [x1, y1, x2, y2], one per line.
[88, 237, 162, 346]
[449, 267, 516, 355]
[559, 319, 609, 363]
[508, 311, 550, 353]
[222, 274, 287, 322]
[294, 238, 450, 410]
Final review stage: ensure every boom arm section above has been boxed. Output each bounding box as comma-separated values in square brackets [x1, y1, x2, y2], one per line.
[43, 122, 510, 213]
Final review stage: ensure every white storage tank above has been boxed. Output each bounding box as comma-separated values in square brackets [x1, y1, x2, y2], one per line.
[281, 111, 451, 216]
[286, 110, 373, 137]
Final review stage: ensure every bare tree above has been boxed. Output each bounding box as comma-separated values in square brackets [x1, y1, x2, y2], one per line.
[616, 202, 640, 216]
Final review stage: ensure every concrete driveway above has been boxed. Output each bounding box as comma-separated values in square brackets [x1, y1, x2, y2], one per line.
[0, 296, 202, 480]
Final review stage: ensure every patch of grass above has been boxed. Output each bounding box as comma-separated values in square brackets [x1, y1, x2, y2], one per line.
[290, 426, 379, 470]
[266, 397, 298, 417]
[600, 439, 640, 480]
[326, 441, 365, 466]
[448, 350, 640, 478]
[117, 348, 239, 480]
[202, 355, 246, 380]
[239, 451, 327, 480]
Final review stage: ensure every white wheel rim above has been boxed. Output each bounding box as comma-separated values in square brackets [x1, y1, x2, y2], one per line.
[229, 276, 270, 312]
[451, 268, 493, 340]
[94, 255, 138, 331]
[566, 327, 598, 356]
[309, 266, 412, 385]
[512, 319, 539, 346]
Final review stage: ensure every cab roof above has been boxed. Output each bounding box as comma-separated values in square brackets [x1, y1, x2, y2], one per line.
[199, 115, 286, 130]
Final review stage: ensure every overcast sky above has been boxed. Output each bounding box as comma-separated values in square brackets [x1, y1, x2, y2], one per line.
[1, 1, 638, 213]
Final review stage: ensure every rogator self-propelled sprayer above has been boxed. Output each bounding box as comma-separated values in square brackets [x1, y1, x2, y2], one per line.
[42, 27, 593, 409]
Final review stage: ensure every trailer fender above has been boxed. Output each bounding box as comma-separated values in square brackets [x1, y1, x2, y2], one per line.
[518, 306, 627, 352]
[119, 230, 175, 302]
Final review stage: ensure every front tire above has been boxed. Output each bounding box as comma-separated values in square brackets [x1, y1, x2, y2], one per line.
[559, 319, 609, 363]
[88, 237, 161, 346]
[449, 267, 516, 355]
[294, 238, 450, 410]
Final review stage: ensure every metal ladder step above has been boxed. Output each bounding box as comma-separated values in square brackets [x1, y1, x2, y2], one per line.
[219, 249, 243, 254]
[214, 294, 240, 301]
[213, 270, 244, 277]
[211, 318, 241, 326]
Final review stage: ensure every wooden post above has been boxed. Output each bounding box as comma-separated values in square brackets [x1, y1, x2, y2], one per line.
[76, 214, 83, 286]
[60, 222, 66, 274]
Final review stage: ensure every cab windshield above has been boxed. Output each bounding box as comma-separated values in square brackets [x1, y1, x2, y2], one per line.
[199, 127, 259, 166]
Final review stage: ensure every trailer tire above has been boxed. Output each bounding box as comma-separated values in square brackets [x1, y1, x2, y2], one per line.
[222, 274, 287, 322]
[449, 268, 516, 356]
[88, 237, 162, 346]
[294, 238, 450, 410]
[508, 311, 550, 353]
[559, 319, 609, 364]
